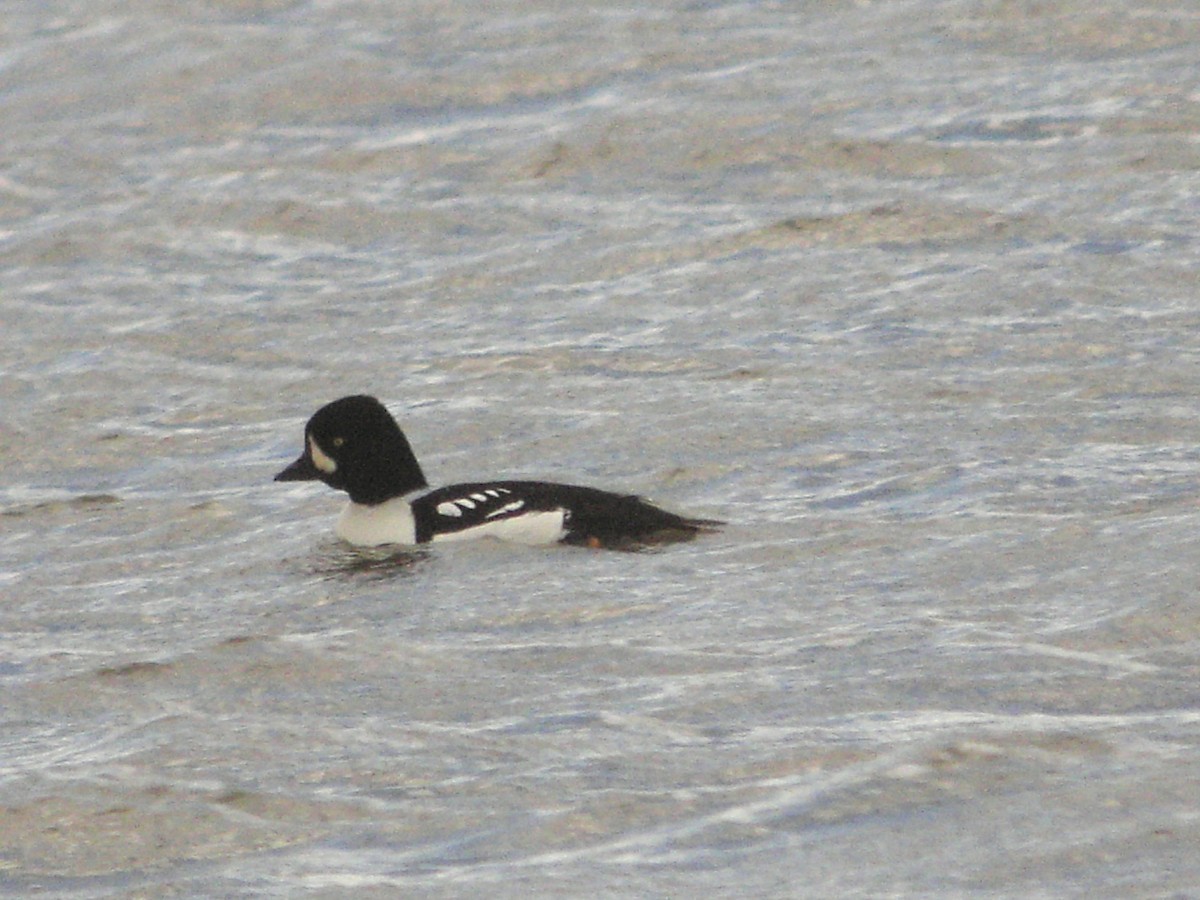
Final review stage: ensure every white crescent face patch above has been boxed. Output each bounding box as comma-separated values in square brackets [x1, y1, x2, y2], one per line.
[308, 435, 338, 475]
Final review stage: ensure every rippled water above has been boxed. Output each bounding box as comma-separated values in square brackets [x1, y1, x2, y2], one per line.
[4, 0, 1200, 895]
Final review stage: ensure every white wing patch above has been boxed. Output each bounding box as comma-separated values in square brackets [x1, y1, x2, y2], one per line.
[436, 488, 515, 518]
[484, 499, 525, 519]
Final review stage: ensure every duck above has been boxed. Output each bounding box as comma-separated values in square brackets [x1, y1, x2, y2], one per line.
[275, 395, 721, 549]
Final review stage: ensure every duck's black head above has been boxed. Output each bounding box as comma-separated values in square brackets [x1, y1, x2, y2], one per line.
[275, 395, 429, 504]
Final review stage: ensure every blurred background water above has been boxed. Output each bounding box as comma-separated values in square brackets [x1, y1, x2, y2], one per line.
[3, 0, 1200, 896]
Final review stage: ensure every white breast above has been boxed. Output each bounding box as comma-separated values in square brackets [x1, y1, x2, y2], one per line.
[335, 497, 418, 546]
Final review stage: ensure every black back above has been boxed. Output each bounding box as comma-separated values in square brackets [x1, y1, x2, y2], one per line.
[412, 480, 720, 547]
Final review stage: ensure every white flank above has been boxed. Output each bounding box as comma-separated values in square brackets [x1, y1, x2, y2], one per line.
[309, 436, 337, 475]
[432, 509, 566, 545]
[335, 497, 417, 546]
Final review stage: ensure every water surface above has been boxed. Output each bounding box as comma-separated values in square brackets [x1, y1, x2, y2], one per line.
[3, 0, 1200, 896]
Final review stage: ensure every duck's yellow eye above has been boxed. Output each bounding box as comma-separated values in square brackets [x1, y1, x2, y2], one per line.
[332, 436, 345, 448]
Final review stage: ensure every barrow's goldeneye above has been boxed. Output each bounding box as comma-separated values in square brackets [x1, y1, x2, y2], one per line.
[275, 395, 721, 549]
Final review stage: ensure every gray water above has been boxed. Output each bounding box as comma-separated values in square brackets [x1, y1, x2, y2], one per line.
[4, 0, 1200, 896]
